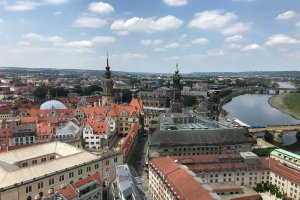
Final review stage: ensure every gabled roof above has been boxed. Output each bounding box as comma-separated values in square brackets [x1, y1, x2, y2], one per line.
[73, 172, 102, 188]
[121, 123, 139, 156]
[86, 116, 109, 135]
[270, 158, 300, 185]
[150, 157, 215, 200]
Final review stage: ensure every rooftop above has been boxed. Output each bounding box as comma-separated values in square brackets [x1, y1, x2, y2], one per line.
[150, 157, 217, 200]
[115, 164, 147, 200]
[149, 113, 253, 147]
[40, 100, 67, 110]
[0, 141, 82, 164]
[0, 141, 99, 189]
[271, 148, 300, 166]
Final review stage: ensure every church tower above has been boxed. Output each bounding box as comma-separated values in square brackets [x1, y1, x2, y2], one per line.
[102, 55, 114, 106]
[170, 64, 182, 113]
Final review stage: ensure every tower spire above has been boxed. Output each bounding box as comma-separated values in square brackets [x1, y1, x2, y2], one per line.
[175, 63, 179, 74]
[105, 52, 111, 79]
[106, 52, 110, 70]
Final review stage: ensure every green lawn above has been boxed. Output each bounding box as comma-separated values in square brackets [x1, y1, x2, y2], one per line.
[283, 93, 300, 118]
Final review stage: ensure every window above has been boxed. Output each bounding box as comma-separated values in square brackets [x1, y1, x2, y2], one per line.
[41, 158, 46, 162]
[59, 175, 64, 182]
[106, 160, 109, 165]
[38, 182, 43, 189]
[49, 179, 54, 185]
[69, 172, 74, 178]
[32, 160, 37, 165]
[26, 186, 32, 193]
[87, 166, 91, 172]
[95, 164, 99, 169]
[78, 169, 83, 175]
[22, 162, 28, 167]
[114, 157, 118, 163]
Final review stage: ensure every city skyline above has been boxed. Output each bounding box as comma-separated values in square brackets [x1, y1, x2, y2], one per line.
[0, 0, 300, 73]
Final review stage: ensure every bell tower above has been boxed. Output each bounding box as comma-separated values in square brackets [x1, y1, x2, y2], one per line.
[102, 54, 114, 106]
[170, 64, 182, 113]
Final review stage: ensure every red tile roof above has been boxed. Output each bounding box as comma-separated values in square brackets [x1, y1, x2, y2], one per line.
[73, 172, 102, 188]
[58, 185, 78, 199]
[150, 157, 215, 200]
[269, 158, 300, 185]
[121, 123, 139, 156]
[80, 98, 143, 118]
[37, 123, 54, 135]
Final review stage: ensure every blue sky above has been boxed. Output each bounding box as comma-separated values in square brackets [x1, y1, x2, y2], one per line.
[0, 0, 300, 73]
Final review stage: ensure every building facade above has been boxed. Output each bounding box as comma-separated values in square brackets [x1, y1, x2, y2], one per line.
[0, 142, 123, 200]
[148, 113, 254, 158]
[149, 157, 217, 200]
[269, 149, 300, 200]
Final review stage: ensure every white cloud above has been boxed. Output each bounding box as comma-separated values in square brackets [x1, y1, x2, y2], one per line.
[164, 56, 181, 61]
[23, 32, 65, 43]
[117, 31, 129, 36]
[208, 49, 226, 56]
[111, 15, 183, 33]
[192, 38, 209, 45]
[164, 42, 180, 49]
[162, 0, 187, 6]
[91, 36, 116, 44]
[0, 18, 2, 23]
[228, 43, 242, 49]
[179, 34, 188, 41]
[189, 10, 237, 29]
[225, 35, 244, 42]
[265, 34, 299, 46]
[111, 53, 147, 59]
[53, 11, 62, 16]
[222, 22, 250, 35]
[4, 0, 67, 11]
[154, 47, 166, 52]
[276, 10, 296, 21]
[54, 40, 94, 48]
[44, 0, 68, 4]
[5, 1, 36, 11]
[73, 16, 107, 28]
[241, 43, 261, 51]
[17, 41, 30, 46]
[296, 21, 300, 27]
[141, 39, 162, 46]
[88, 2, 114, 14]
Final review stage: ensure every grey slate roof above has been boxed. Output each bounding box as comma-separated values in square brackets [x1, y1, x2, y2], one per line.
[149, 128, 253, 147]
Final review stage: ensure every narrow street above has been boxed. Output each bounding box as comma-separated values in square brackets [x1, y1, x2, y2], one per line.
[129, 132, 149, 192]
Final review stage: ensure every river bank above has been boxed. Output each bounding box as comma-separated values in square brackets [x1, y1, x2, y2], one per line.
[269, 93, 300, 120]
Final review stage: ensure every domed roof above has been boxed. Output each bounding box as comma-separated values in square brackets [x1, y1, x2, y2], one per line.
[40, 100, 67, 110]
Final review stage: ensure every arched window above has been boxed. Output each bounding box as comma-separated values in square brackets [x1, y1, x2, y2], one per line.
[27, 196, 32, 200]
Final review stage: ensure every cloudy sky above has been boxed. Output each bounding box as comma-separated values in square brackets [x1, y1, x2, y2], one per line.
[0, 0, 300, 73]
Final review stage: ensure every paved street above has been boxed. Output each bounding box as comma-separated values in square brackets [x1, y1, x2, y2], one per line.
[130, 134, 149, 193]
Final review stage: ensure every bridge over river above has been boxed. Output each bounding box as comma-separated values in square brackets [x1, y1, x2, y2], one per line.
[248, 125, 300, 133]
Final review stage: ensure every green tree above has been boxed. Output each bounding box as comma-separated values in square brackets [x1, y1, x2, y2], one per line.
[34, 85, 48, 98]
[183, 95, 197, 107]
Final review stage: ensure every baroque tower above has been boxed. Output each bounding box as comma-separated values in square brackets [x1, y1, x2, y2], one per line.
[102, 55, 114, 106]
[170, 64, 182, 113]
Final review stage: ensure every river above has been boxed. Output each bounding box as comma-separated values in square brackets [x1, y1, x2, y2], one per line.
[223, 94, 300, 126]
[223, 93, 300, 154]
